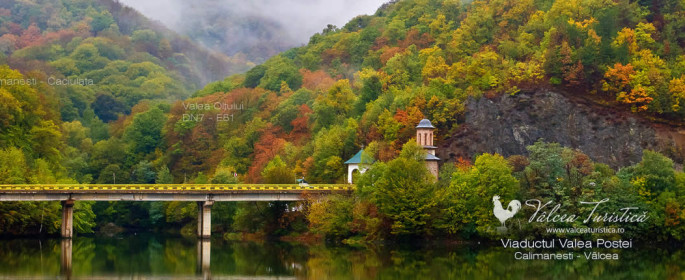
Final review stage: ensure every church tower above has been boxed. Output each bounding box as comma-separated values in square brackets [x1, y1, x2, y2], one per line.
[416, 119, 439, 179]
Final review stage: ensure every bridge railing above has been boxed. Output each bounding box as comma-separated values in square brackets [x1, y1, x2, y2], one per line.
[0, 184, 354, 192]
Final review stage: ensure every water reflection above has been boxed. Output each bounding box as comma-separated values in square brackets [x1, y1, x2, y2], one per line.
[61, 239, 72, 278]
[0, 235, 682, 279]
[197, 239, 210, 278]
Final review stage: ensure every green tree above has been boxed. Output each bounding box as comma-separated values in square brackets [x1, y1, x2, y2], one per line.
[384, 18, 406, 43]
[0, 147, 28, 184]
[131, 29, 160, 54]
[244, 65, 267, 88]
[352, 69, 382, 116]
[0, 66, 62, 165]
[440, 153, 519, 237]
[156, 166, 174, 184]
[90, 10, 115, 33]
[124, 107, 166, 155]
[261, 156, 295, 184]
[524, 140, 565, 198]
[258, 56, 302, 91]
[164, 201, 196, 226]
[131, 161, 156, 184]
[91, 138, 129, 182]
[73, 201, 96, 234]
[193, 172, 209, 184]
[357, 141, 438, 236]
[307, 195, 355, 238]
[0, 201, 61, 235]
[97, 164, 126, 184]
[310, 121, 357, 183]
[92, 94, 126, 122]
[313, 79, 356, 130]
[232, 201, 291, 235]
[212, 202, 237, 233]
[212, 166, 238, 184]
[70, 43, 108, 72]
[623, 150, 676, 199]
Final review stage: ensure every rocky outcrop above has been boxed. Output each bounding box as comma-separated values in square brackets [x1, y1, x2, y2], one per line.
[439, 90, 685, 168]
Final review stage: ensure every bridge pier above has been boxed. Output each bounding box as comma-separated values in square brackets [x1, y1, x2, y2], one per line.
[197, 201, 213, 238]
[61, 200, 74, 238]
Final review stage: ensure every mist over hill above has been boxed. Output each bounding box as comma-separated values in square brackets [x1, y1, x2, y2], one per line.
[117, 0, 388, 62]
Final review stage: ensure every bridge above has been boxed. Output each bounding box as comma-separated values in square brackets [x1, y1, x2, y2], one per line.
[1, 184, 352, 278]
[0, 184, 352, 238]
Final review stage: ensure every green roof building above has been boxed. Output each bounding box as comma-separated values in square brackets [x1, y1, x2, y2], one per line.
[344, 149, 374, 184]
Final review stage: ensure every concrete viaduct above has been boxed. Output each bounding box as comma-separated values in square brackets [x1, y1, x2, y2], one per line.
[0, 184, 352, 238]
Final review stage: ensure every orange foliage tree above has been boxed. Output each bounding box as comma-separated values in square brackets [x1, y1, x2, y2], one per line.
[289, 104, 313, 143]
[603, 63, 652, 112]
[393, 106, 425, 146]
[17, 23, 44, 49]
[247, 126, 286, 183]
[300, 69, 336, 92]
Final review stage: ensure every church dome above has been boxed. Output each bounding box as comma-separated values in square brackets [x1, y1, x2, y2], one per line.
[416, 119, 435, 129]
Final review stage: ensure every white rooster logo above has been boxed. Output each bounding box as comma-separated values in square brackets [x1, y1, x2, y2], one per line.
[492, 195, 521, 228]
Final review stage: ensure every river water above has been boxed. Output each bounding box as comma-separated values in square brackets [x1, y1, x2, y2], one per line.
[0, 234, 682, 279]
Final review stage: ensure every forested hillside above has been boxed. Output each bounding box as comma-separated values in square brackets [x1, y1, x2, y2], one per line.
[0, 0, 247, 235]
[165, 0, 685, 241]
[176, 0, 685, 184]
[1, 0, 684, 240]
[0, 0, 250, 118]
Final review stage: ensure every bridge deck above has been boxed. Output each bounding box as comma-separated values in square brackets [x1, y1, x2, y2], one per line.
[0, 184, 353, 201]
[0, 184, 351, 192]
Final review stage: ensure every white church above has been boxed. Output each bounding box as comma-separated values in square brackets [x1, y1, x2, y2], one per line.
[345, 119, 440, 183]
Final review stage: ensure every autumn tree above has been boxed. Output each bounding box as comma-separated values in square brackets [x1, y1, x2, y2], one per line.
[602, 62, 651, 112]
[670, 76, 685, 113]
[247, 126, 286, 182]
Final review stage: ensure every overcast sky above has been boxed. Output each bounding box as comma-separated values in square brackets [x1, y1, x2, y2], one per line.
[117, 0, 389, 44]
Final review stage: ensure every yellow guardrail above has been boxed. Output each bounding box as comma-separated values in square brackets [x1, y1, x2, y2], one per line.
[0, 184, 353, 192]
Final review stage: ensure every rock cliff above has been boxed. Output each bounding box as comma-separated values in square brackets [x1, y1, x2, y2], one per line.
[440, 90, 685, 168]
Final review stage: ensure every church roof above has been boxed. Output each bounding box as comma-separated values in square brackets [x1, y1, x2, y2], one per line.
[425, 153, 440, 161]
[416, 119, 435, 129]
[344, 149, 375, 164]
